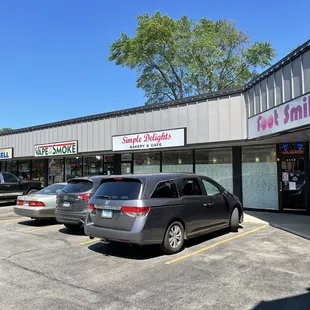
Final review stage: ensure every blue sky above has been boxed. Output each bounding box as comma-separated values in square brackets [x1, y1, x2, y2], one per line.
[0, 0, 309, 129]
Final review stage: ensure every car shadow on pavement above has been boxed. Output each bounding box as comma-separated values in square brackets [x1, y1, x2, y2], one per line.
[184, 227, 232, 248]
[58, 227, 86, 236]
[87, 226, 241, 260]
[17, 218, 58, 227]
[88, 242, 164, 260]
[252, 288, 310, 309]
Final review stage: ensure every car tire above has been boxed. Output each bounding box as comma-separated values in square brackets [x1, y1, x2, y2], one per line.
[161, 221, 185, 255]
[230, 207, 239, 232]
[64, 223, 82, 231]
[27, 189, 38, 195]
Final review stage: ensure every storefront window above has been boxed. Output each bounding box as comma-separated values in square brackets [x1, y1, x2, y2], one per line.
[32, 160, 45, 186]
[19, 161, 31, 180]
[83, 156, 103, 176]
[133, 152, 160, 174]
[242, 146, 278, 210]
[162, 151, 193, 173]
[7, 161, 18, 176]
[195, 148, 233, 192]
[121, 154, 132, 161]
[65, 157, 82, 181]
[48, 159, 64, 184]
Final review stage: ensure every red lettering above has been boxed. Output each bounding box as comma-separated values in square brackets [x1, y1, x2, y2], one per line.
[122, 135, 142, 145]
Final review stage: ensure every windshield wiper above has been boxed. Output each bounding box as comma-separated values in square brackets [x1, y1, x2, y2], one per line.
[96, 195, 111, 199]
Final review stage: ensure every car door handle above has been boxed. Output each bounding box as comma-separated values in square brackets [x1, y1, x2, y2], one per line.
[203, 203, 214, 208]
[5, 185, 10, 187]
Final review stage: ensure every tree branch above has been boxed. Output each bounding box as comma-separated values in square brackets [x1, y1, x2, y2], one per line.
[220, 63, 247, 89]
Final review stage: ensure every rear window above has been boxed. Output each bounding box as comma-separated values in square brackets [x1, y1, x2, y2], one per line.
[151, 181, 178, 198]
[62, 180, 94, 193]
[37, 184, 66, 195]
[95, 179, 142, 200]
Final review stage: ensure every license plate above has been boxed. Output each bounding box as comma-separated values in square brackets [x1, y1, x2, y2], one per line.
[63, 202, 70, 207]
[101, 210, 113, 218]
[24, 200, 28, 206]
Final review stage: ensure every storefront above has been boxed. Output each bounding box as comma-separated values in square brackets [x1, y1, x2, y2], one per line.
[0, 39, 310, 214]
[246, 92, 310, 213]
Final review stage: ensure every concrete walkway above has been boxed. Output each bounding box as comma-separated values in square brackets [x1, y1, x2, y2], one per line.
[244, 210, 310, 240]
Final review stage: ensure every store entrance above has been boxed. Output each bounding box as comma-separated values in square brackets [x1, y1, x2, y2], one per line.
[279, 144, 307, 211]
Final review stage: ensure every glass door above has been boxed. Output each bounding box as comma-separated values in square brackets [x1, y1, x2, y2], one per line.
[279, 144, 306, 211]
[121, 153, 133, 174]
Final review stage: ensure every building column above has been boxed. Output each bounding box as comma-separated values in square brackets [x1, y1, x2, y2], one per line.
[232, 146, 243, 203]
[114, 154, 121, 175]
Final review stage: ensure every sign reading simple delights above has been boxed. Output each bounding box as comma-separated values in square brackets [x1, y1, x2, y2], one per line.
[34, 141, 78, 157]
[0, 148, 13, 159]
[112, 128, 186, 151]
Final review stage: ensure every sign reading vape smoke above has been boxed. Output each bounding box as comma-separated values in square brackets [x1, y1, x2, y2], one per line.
[34, 141, 78, 157]
[248, 93, 310, 139]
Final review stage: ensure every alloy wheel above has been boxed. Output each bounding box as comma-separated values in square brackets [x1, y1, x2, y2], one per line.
[168, 224, 182, 248]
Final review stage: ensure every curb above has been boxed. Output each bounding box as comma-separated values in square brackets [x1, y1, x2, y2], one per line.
[270, 223, 310, 241]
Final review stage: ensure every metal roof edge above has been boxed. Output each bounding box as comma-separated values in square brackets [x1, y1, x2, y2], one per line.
[0, 87, 243, 136]
[244, 39, 310, 90]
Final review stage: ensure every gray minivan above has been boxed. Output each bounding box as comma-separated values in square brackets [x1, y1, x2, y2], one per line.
[56, 176, 108, 230]
[84, 173, 243, 254]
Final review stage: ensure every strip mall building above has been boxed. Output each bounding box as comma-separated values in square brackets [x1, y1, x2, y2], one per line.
[1, 40, 310, 214]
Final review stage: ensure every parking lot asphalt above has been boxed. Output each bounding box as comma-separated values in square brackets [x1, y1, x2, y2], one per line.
[1, 206, 310, 310]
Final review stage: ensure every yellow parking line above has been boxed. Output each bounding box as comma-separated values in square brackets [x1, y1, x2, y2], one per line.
[0, 218, 27, 224]
[25, 225, 63, 233]
[80, 238, 100, 245]
[165, 224, 268, 265]
[0, 212, 15, 217]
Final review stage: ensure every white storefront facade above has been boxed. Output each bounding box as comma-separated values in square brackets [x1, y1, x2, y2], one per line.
[1, 40, 310, 214]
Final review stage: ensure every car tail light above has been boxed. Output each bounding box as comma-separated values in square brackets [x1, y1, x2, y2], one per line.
[121, 206, 151, 217]
[78, 193, 93, 201]
[87, 204, 95, 212]
[17, 200, 24, 205]
[28, 201, 46, 207]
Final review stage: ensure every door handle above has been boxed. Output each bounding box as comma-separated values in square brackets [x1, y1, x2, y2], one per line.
[5, 185, 10, 187]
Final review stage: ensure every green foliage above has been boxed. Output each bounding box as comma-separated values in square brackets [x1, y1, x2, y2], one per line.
[109, 12, 276, 105]
[0, 128, 12, 134]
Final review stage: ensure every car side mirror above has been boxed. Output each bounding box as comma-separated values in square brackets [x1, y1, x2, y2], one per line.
[56, 189, 62, 194]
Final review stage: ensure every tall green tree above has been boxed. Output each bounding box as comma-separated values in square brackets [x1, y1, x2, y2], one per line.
[0, 128, 12, 134]
[109, 12, 276, 105]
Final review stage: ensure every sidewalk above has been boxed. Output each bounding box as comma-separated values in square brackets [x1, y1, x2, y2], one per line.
[244, 210, 310, 240]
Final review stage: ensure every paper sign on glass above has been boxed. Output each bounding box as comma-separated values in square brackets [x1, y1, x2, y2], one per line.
[282, 172, 289, 182]
[289, 182, 296, 191]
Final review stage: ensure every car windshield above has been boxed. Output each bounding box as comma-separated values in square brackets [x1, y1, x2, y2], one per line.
[62, 180, 94, 193]
[37, 184, 66, 195]
[95, 179, 142, 200]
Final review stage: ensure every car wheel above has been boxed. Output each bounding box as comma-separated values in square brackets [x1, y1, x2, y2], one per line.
[27, 189, 38, 195]
[64, 223, 82, 231]
[161, 221, 185, 254]
[230, 207, 239, 232]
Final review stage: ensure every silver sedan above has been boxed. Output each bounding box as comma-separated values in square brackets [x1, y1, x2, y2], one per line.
[14, 183, 66, 220]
